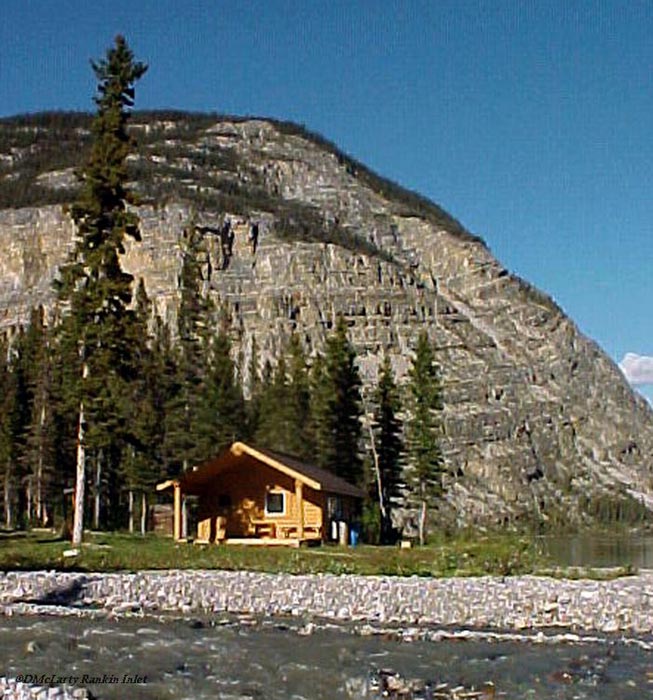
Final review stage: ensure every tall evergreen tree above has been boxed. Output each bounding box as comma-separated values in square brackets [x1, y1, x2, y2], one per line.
[372, 354, 404, 542]
[0, 333, 18, 528]
[7, 327, 31, 527]
[285, 334, 314, 459]
[254, 353, 294, 453]
[246, 334, 262, 437]
[121, 279, 163, 532]
[155, 318, 185, 479]
[162, 222, 216, 474]
[20, 307, 57, 526]
[310, 317, 363, 485]
[196, 330, 247, 457]
[54, 36, 147, 544]
[405, 331, 444, 545]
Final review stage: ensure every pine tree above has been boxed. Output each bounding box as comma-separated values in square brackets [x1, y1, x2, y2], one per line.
[54, 36, 147, 544]
[196, 330, 247, 457]
[20, 307, 57, 526]
[254, 353, 293, 453]
[121, 279, 162, 532]
[164, 221, 213, 473]
[246, 334, 262, 437]
[285, 334, 314, 459]
[0, 332, 17, 528]
[405, 331, 444, 545]
[372, 354, 404, 542]
[310, 317, 363, 485]
[7, 327, 31, 527]
[156, 319, 185, 479]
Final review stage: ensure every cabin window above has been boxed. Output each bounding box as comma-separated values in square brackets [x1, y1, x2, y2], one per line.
[265, 491, 285, 515]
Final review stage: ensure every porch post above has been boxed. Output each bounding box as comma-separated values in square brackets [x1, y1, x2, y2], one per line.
[295, 479, 304, 539]
[173, 482, 182, 541]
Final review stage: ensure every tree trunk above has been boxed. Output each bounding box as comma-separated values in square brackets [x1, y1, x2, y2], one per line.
[72, 398, 86, 546]
[93, 450, 102, 530]
[360, 391, 386, 522]
[25, 477, 32, 526]
[181, 496, 187, 540]
[128, 489, 134, 533]
[36, 404, 45, 525]
[140, 492, 147, 536]
[4, 467, 12, 529]
[418, 499, 427, 546]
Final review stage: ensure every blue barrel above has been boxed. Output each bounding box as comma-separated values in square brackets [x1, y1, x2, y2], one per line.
[349, 525, 360, 546]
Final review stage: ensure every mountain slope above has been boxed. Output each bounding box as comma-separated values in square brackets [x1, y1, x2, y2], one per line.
[1, 111, 651, 528]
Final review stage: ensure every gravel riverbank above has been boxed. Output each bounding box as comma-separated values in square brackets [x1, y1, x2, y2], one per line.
[1, 570, 653, 635]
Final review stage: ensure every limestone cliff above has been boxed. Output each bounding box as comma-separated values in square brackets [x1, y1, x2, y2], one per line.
[1, 112, 651, 528]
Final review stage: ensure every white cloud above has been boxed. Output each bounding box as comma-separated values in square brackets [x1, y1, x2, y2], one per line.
[619, 353, 653, 386]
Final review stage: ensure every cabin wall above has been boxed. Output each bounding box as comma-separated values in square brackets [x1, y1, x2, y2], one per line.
[197, 459, 323, 539]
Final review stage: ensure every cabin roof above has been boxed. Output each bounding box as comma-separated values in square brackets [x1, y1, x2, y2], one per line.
[157, 441, 365, 498]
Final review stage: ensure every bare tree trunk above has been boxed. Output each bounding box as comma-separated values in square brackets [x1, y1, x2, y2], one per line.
[4, 468, 12, 529]
[93, 450, 102, 530]
[25, 477, 32, 526]
[418, 500, 427, 547]
[181, 496, 187, 539]
[140, 492, 147, 536]
[72, 398, 86, 546]
[360, 391, 386, 522]
[128, 490, 134, 533]
[36, 404, 45, 525]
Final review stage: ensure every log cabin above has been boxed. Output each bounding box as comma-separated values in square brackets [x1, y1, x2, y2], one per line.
[156, 442, 365, 546]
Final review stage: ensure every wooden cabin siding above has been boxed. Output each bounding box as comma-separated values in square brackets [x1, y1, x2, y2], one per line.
[196, 458, 323, 539]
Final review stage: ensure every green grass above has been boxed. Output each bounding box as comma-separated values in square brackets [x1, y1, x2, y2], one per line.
[0, 530, 552, 577]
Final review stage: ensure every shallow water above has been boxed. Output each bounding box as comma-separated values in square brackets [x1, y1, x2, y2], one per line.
[1, 615, 653, 699]
[541, 533, 653, 569]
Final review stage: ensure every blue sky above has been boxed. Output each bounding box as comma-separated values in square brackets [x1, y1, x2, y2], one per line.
[1, 0, 652, 401]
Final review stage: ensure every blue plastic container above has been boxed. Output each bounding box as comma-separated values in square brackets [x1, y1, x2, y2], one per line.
[349, 526, 360, 547]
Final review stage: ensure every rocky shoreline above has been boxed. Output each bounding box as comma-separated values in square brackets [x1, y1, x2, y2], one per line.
[2, 571, 653, 699]
[1, 569, 653, 636]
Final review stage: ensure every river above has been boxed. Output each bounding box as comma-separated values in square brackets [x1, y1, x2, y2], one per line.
[1, 614, 652, 699]
[540, 532, 653, 569]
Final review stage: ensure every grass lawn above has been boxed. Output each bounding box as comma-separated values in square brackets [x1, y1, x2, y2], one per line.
[0, 529, 551, 577]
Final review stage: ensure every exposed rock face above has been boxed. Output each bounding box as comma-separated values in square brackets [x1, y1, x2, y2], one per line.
[1, 114, 652, 528]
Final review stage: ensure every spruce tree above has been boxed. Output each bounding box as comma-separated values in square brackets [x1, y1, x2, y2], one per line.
[20, 307, 56, 526]
[164, 222, 213, 473]
[285, 334, 314, 459]
[54, 36, 147, 544]
[246, 335, 262, 437]
[372, 354, 404, 542]
[155, 319, 185, 479]
[7, 327, 31, 527]
[310, 317, 363, 485]
[196, 330, 247, 456]
[122, 279, 162, 532]
[254, 353, 294, 453]
[405, 331, 444, 545]
[0, 333, 17, 528]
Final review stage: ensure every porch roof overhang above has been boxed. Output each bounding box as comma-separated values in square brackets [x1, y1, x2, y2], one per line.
[155, 441, 365, 498]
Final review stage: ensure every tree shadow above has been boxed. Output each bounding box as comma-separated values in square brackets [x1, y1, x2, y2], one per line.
[19, 578, 87, 606]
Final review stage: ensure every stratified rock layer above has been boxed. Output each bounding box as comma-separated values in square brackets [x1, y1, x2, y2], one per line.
[1, 115, 651, 527]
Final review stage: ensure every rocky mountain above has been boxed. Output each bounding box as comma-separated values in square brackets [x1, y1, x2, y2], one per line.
[1, 111, 652, 529]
